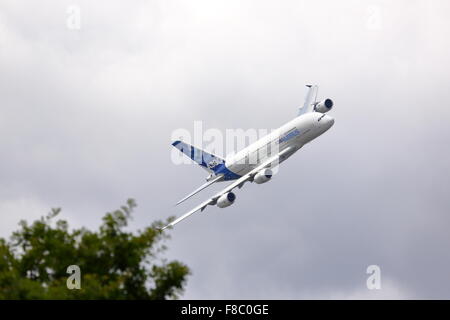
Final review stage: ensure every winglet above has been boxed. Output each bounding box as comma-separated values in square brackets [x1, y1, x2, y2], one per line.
[163, 147, 294, 230]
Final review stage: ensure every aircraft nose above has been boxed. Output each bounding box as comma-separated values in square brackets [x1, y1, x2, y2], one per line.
[323, 114, 334, 129]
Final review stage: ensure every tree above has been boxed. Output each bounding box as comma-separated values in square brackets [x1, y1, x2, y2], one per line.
[0, 199, 189, 299]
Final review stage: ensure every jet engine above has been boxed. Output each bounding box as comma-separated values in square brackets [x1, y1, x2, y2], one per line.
[217, 192, 236, 208]
[314, 99, 334, 113]
[253, 168, 273, 184]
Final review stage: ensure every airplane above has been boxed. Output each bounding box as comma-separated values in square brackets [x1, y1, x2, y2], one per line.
[161, 85, 334, 230]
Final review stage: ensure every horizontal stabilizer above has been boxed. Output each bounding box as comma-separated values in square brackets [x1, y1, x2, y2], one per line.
[298, 85, 318, 116]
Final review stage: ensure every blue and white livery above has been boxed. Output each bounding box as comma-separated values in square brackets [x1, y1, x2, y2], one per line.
[162, 85, 334, 230]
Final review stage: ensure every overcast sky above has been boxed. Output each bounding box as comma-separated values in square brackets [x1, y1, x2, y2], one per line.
[1, 0, 450, 299]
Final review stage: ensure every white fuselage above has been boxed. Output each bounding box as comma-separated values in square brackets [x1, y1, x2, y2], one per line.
[225, 112, 334, 177]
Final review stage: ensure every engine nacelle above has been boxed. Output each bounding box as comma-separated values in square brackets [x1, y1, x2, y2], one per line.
[217, 192, 236, 208]
[253, 168, 273, 184]
[314, 98, 333, 113]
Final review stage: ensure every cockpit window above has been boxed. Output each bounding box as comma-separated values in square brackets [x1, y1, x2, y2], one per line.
[318, 114, 326, 122]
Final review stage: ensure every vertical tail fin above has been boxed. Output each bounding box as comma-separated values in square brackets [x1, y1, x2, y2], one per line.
[172, 140, 224, 173]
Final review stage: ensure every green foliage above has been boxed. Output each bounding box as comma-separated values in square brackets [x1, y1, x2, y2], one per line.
[0, 199, 190, 299]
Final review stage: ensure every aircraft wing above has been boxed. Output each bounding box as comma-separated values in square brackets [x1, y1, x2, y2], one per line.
[161, 147, 293, 230]
[298, 85, 318, 116]
[176, 174, 224, 206]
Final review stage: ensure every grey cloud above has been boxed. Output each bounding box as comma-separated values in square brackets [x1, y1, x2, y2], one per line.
[1, 0, 450, 299]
